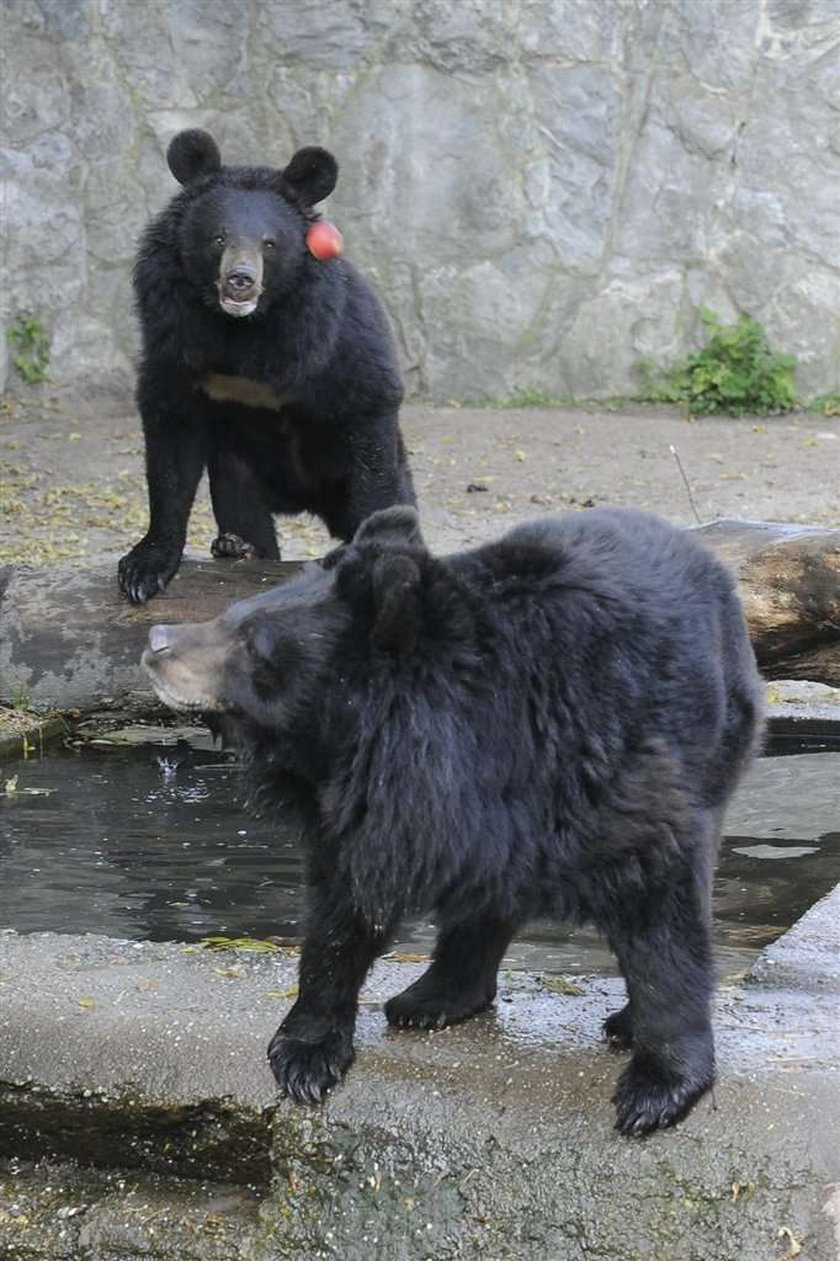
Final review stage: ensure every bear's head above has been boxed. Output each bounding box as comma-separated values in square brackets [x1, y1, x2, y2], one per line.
[142, 507, 428, 760]
[166, 129, 339, 318]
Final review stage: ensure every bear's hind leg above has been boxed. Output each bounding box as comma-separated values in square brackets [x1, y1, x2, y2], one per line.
[604, 861, 716, 1136]
[385, 911, 518, 1031]
[208, 450, 280, 560]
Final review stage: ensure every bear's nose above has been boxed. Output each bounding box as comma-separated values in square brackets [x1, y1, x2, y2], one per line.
[149, 624, 175, 654]
[225, 265, 257, 293]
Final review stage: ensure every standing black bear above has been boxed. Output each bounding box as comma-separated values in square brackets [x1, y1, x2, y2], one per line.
[142, 506, 765, 1134]
[119, 129, 414, 604]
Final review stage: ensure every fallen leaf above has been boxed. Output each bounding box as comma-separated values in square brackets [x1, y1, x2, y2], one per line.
[776, 1226, 802, 1258]
[541, 976, 585, 996]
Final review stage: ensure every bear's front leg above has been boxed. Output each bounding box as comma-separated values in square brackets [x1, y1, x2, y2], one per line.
[606, 866, 716, 1136]
[119, 387, 207, 604]
[269, 887, 394, 1104]
[319, 417, 416, 543]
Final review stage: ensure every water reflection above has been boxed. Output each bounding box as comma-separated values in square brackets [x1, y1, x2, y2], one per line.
[1, 732, 837, 977]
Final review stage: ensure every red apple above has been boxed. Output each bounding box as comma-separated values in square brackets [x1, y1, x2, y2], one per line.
[306, 220, 343, 260]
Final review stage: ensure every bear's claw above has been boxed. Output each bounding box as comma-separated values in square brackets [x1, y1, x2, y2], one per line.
[268, 1028, 354, 1104]
[118, 539, 181, 605]
[612, 1051, 714, 1135]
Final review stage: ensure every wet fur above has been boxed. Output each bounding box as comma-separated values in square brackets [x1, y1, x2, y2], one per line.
[151, 507, 765, 1132]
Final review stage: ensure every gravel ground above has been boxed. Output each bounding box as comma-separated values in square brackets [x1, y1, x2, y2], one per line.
[1, 390, 837, 567]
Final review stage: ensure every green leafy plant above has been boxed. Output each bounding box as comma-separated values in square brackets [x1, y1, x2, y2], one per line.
[637, 309, 797, 415]
[8, 686, 32, 712]
[7, 313, 51, 385]
[809, 393, 840, 416]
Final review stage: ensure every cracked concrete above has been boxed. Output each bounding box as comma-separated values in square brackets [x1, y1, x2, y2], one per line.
[0, 883, 838, 1259]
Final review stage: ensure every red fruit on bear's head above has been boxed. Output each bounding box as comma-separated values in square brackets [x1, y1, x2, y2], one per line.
[306, 221, 343, 261]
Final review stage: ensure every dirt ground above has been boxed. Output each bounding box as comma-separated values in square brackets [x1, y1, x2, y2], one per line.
[0, 389, 838, 567]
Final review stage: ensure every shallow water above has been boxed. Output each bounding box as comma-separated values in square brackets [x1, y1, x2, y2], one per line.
[0, 726, 837, 977]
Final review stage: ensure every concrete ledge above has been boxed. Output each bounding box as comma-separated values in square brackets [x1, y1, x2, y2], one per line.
[1, 892, 839, 1260]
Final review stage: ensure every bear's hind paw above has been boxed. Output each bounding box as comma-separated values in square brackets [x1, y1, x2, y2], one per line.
[211, 533, 258, 560]
[612, 1051, 714, 1136]
[385, 980, 495, 1031]
[603, 1003, 634, 1050]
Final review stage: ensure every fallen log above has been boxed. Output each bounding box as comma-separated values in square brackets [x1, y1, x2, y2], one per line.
[0, 519, 838, 713]
[694, 520, 840, 684]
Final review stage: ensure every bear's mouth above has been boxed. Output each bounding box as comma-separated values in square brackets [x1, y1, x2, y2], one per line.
[141, 651, 224, 713]
[217, 285, 262, 318]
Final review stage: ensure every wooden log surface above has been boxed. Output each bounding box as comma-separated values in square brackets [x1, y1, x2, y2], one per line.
[696, 520, 840, 683]
[0, 519, 838, 713]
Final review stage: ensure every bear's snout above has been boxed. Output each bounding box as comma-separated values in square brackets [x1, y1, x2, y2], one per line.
[225, 264, 258, 294]
[218, 245, 263, 317]
[142, 619, 230, 712]
[148, 623, 176, 654]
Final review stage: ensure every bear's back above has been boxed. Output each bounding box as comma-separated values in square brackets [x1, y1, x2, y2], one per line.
[466, 508, 734, 627]
[448, 508, 762, 789]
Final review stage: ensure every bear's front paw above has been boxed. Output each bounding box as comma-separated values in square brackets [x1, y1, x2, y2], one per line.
[612, 1048, 714, 1136]
[268, 1026, 355, 1104]
[118, 539, 182, 604]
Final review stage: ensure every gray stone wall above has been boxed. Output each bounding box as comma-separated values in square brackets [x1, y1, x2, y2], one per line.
[2, 0, 839, 400]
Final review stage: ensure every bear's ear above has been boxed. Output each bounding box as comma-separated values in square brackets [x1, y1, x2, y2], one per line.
[371, 554, 421, 654]
[353, 506, 425, 553]
[282, 146, 338, 205]
[167, 130, 222, 185]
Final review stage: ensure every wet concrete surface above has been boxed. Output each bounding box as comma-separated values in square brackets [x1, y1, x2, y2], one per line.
[0, 886, 838, 1259]
[2, 395, 839, 1255]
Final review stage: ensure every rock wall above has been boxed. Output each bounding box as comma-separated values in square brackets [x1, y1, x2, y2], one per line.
[2, 0, 839, 400]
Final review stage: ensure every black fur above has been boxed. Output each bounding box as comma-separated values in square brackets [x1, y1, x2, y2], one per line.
[119, 129, 414, 604]
[142, 507, 765, 1133]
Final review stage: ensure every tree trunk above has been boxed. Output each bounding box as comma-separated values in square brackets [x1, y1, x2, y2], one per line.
[0, 519, 838, 713]
[694, 520, 840, 684]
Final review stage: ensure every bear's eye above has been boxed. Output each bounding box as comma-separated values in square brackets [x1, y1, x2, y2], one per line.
[213, 232, 226, 247]
[262, 238, 277, 251]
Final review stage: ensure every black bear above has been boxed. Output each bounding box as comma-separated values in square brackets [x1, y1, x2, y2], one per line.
[142, 506, 765, 1134]
[119, 129, 414, 604]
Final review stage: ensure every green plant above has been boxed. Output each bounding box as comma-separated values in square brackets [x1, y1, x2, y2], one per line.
[8, 686, 31, 712]
[637, 309, 797, 415]
[809, 393, 840, 416]
[7, 313, 51, 385]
